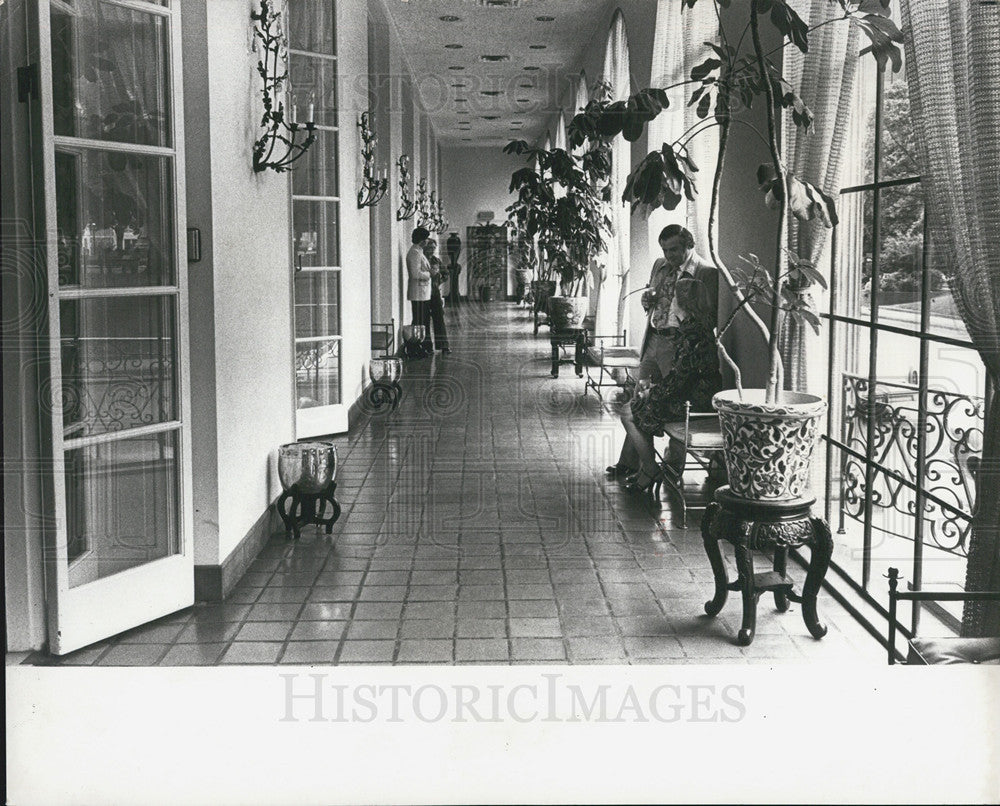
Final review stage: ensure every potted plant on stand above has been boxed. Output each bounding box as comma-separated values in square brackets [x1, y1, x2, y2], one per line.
[578, 0, 903, 502]
[505, 127, 613, 335]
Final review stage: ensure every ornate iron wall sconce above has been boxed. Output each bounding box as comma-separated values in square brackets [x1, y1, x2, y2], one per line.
[357, 111, 388, 208]
[415, 178, 431, 226]
[396, 155, 416, 221]
[251, 0, 316, 173]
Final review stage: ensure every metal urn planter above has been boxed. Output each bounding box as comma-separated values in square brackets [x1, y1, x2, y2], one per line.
[365, 357, 403, 412]
[401, 324, 429, 359]
[276, 441, 341, 540]
[712, 390, 827, 502]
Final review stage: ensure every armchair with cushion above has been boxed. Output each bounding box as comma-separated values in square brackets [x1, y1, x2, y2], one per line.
[886, 567, 1000, 664]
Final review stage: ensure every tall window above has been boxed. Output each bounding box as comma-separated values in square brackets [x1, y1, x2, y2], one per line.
[821, 20, 988, 633]
[289, 1, 341, 417]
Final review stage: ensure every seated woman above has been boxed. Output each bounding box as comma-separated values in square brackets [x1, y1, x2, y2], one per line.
[617, 317, 722, 493]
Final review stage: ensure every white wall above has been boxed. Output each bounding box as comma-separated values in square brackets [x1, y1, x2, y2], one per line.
[201, 0, 297, 563]
[440, 146, 522, 296]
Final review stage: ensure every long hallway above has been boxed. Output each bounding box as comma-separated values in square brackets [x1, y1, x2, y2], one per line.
[27, 302, 882, 666]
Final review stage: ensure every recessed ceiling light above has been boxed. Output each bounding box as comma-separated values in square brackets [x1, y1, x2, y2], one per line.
[536, 15, 555, 21]
[480, 54, 510, 63]
[529, 45, 547, 50]
[440, 15, 461, 22]
[451, 83, 468, 88]
[462, 138, 472, 141]
[448, 66, 466, 71]
[511, 121, 524, 124]
[481, 115, 500, 120]
[523, 66, 540, 71]
[515, 97, 530, 102]
[445, 43, 463, 49]
[518, 83, 533, 88]
[480, 90, 503, 96]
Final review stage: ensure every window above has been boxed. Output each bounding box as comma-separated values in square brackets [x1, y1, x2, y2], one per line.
[820, 25, 988, 633]
[289, 0, 341, 419]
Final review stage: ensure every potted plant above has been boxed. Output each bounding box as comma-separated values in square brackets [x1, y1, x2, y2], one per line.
[572, 0, 903, 500]
[505, 108, 613, 333]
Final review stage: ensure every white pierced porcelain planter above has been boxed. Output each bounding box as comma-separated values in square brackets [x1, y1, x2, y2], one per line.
[547, 295, 589, 331]
[712, 389, 827, 501]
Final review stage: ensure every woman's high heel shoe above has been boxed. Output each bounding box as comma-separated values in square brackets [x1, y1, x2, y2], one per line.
[623, 469, 663, 498]
[606, 464, 635, 479]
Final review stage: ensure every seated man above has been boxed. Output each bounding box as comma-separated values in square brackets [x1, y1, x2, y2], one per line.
[606, 224, 720, 490]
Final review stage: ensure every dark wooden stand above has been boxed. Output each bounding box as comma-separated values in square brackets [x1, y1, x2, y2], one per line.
[701, 485, 833, 646]
[550, 328, 585, 378]
[276, 481, 341, 541]
[363, 380, 402, 412]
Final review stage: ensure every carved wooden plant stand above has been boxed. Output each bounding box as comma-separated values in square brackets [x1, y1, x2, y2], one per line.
[276, 481, 341, 541]
[701, 486, 833, 646]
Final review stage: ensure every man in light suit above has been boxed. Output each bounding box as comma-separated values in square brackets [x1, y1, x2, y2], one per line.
[607, 224, 719, 480]
[638, 224, 719, 383]
[406, 226, 433, 353]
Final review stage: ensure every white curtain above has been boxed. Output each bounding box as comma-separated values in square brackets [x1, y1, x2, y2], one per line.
[554, 110, 567, 151]
[595, 10, 630, 338]
[778, 0, 861, 392]
[900, 0, 1000, 637]
[647, 0, 718, 260]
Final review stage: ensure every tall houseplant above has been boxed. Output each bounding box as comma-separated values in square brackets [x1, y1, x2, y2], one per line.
[576, 0, 904, 499]
[505, 110, 614, 331]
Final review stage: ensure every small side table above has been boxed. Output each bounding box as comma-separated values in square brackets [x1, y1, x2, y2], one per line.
[276, 481, 341, 541]
[701, 485, 833, 646]
[550, 328, 585, 378]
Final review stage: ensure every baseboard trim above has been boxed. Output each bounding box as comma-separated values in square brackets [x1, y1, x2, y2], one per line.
[194, 503, 277, 602]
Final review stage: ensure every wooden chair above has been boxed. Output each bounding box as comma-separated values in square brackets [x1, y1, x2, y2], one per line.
[886, 567, 1000, 664]
[582, 331, 641, 399]
[655, 401, 726, 528]
[371, 319, 395, 358]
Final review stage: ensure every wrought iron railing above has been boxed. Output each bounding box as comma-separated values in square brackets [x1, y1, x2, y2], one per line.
[838, 373, 984, 557]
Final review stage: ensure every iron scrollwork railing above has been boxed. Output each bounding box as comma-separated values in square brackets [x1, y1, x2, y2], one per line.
[839, 373, 985, 556]
[59, 337, 175, 438]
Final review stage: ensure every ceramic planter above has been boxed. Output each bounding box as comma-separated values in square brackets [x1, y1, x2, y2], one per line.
[712, 389, 827, 501]
[547, 295, 589, 331]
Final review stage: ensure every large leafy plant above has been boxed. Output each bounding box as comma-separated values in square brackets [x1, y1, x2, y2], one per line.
[574, 0, 904, 402]
[504, 97, 614, 296]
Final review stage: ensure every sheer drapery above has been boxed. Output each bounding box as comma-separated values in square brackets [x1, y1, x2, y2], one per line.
[901, 0, 1000, 636]
[647, 0, 718, 259]
[554, 110, 567, 151]
[596, 9, 631, 337]
[778, 1, 860, 392]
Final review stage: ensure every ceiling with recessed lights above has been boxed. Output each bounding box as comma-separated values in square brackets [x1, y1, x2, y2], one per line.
[382, 0, 614, 146]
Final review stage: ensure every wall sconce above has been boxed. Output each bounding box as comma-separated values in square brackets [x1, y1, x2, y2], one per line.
[415, 178, 431, 226]
[357, 111, 388, 208]
[396, 155, 416, 221]
[251, 0, 316, 173]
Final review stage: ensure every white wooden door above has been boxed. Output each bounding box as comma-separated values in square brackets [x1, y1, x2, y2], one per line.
[35, 0, 194, 654]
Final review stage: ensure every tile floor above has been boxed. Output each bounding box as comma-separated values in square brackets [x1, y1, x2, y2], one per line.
[25, 302, 883, 666]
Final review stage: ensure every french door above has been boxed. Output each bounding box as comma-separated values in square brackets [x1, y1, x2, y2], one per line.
[36, 0, 193, 654]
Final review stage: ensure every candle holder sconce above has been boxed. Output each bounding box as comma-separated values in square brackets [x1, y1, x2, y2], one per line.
[396, 155, 417, 221]
[357, 111, 388, 208]
[251, 0, 316, 173]
[414, 178, 431, 227]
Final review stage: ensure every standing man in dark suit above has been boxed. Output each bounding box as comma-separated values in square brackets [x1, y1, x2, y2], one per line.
[423, 238, 451, 354]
